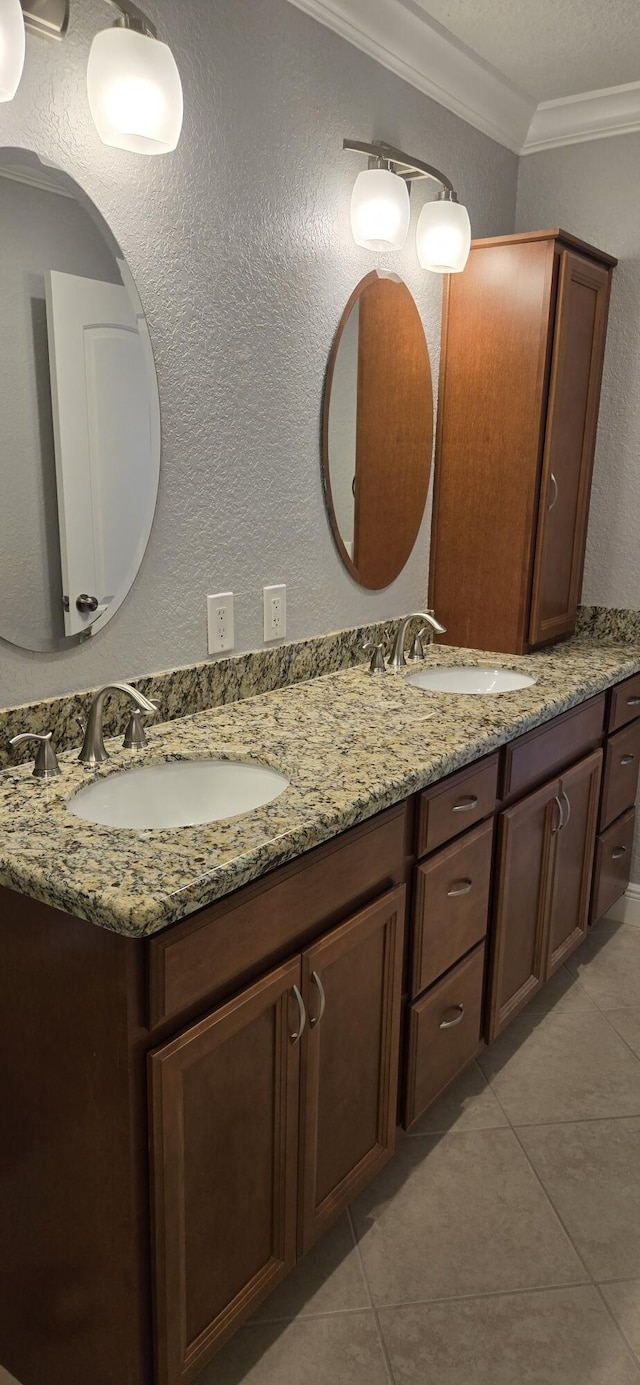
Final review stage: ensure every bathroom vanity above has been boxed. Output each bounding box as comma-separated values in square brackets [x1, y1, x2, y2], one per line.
[1, 643, 640, 1385]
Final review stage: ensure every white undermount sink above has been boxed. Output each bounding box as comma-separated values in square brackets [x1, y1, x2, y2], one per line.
[69, 759, 290, 830]
[407, 667, 537, 696]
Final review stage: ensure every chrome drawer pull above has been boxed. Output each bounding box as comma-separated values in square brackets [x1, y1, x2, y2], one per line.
[627, 696, 640, 707]
[621, 754, 635, 766]
[612, 846, 628, 860]
[452, 795, 479, 813]
[448, 879, 473, 897]
[561, 790, 571, 829]
[309, 971, 326, 1028]
[290, 985, 307, 1045]
[440, 1004, 465, 1030]
[547, 472, 559, 512]
[551, 795, 563, 834]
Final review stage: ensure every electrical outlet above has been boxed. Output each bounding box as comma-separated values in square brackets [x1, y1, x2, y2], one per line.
[207, 593, 234, 654]
[263, 585, 287, 642]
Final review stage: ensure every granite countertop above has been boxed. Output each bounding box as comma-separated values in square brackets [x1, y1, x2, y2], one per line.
[1, 634, 639, 938]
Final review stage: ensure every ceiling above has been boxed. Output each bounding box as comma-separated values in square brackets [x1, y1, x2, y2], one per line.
[414, 0, 640, 103]
[288, 0, 640, 154]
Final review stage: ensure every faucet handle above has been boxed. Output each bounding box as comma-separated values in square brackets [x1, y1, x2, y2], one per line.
[408, 629, 427, 663]
[362, 642, 387, 676]
[10, 732, 61, 781]
[123, 700, 160, 751]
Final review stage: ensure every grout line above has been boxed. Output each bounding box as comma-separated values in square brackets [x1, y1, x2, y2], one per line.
[346, 1207, 397, 1385]
[511, 1112, 640, 1129]
[248, 1305, 387, 1326]
[592, 1282, 640, 1374]
[371, 1279, 595, 1311]
[508, 1122, 597, 1285]
[595, 1007, 640, 1065]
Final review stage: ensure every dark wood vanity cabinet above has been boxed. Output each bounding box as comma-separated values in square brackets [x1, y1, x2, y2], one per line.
[149, 885, 405, 1384]
[1, 680, 639, 1385]
[430, 229, 616, 654]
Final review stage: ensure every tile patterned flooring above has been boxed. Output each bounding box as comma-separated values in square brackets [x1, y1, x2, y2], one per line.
[2, 918, 640, 1384]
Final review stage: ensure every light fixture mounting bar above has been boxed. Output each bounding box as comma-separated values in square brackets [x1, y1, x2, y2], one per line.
[343, 139, 455, 196]
[108, 0, 157, 38]
[20, 0, 69, 41]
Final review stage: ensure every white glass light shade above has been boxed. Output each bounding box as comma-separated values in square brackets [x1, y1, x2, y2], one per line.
[350, 167, 410, 253]
[416, 198, 471, 273]
[0, 0, 25, 103]
[87, 26, 184, 155]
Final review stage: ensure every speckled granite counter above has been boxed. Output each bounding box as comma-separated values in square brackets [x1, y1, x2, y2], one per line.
[2, 634, 640, 937]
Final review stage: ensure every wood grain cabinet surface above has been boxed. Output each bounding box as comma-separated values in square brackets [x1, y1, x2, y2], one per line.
[430, 229, 616, 654]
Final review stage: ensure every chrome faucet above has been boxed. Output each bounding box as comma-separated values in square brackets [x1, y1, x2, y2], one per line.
[78, 683, 158, 766]
[388, 611, 447, 670]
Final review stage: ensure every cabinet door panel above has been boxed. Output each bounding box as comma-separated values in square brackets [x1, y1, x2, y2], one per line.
[298, 886, 405, 1255]
[547, 750, 603, 974]
[529, 251, 611, 646]
[149, 960, 301, 1385]
[488, 779, 559, 1039]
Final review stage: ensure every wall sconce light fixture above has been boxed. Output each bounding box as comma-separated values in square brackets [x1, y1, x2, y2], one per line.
[12, 0, 183, 154]
[0, 0, 26, 101]
[87, 3, 184, 155]
[344, 139, 471, 274]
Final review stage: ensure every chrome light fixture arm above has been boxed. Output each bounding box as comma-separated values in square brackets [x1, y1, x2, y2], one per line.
[20, 0, 156, 40]
[343, 138, 457, 199]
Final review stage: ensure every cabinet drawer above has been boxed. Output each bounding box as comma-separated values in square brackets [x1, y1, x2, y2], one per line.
[148, 803, 410, 1028]
[411, 820, 493, 998]
[591, 808, 635, 923]
[404, 943, 485, 1128]
[502, 695, 605, 801]
[600, 720, 640, 830]
[608, 673, 640, 733]
[416, 755, 498, 858]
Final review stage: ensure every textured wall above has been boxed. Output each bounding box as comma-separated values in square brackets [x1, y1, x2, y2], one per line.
[517, 134, 640, 880]
[0, 0, 517, 707]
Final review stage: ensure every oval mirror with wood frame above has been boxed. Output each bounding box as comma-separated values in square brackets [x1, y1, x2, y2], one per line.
[322, 270, 433, 590]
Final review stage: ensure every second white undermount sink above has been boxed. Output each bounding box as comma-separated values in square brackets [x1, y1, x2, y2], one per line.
[407, 667, 537, 696]
[69, 759, 290, 830]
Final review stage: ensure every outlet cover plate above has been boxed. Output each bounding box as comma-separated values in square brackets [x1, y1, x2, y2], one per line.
[207, 593, 234, 655]
[263, 585, 286, 642]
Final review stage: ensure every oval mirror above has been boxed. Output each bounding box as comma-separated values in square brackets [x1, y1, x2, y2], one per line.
[323, 271, 433, 590]
[0, 148, 160, 652]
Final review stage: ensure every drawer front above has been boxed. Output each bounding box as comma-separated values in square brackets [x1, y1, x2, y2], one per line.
[411, 819, 493, 998]
[600, 720, 640, 830]
[416, 755, 498, 858]
[591, 808, 635, 923]
[404, 943, 485, 1128]
[502, 695, 605, 801]
[608, 673, 640, 734]
[148, 802, 410, 1029]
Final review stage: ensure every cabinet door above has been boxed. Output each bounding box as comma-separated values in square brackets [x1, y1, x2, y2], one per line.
[149, 959, 301, 1385]
[529, 251, 611, 646]
[298, 886, 405, 1255]
[488, 779, 559, 1039]
[547, 749, 603, 975]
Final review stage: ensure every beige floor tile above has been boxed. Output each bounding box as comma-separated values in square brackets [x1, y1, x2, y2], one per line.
[250, 1213, 369, 1321]
[0, 1370, 20, 1385]
[566, 924, 640, 1009]
[601, 1280, 640, 1360]
[350, 1128, 584, 1305]
[378, 1286, 640, 1384]
[406, 1060, 509, 1135]
[478, 1009, 640, 1124]
[520, 1119, 640, 1281]
[197, 1310, 390, 1385]
[605, 1009, 640, 1059]
[523, 965, 597, 1015]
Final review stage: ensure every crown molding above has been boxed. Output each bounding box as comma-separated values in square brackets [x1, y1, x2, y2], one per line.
[286, 0, 534, 155]
[522, 82, 640, 154]
[287, 0, 640, 159]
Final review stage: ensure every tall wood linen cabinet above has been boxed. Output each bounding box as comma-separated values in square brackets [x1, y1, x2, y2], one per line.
[429, 229, 617, 654]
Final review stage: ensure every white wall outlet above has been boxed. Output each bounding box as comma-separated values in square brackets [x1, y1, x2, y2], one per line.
[263, 585, 287, 642]
[207, 593, 234, 655]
